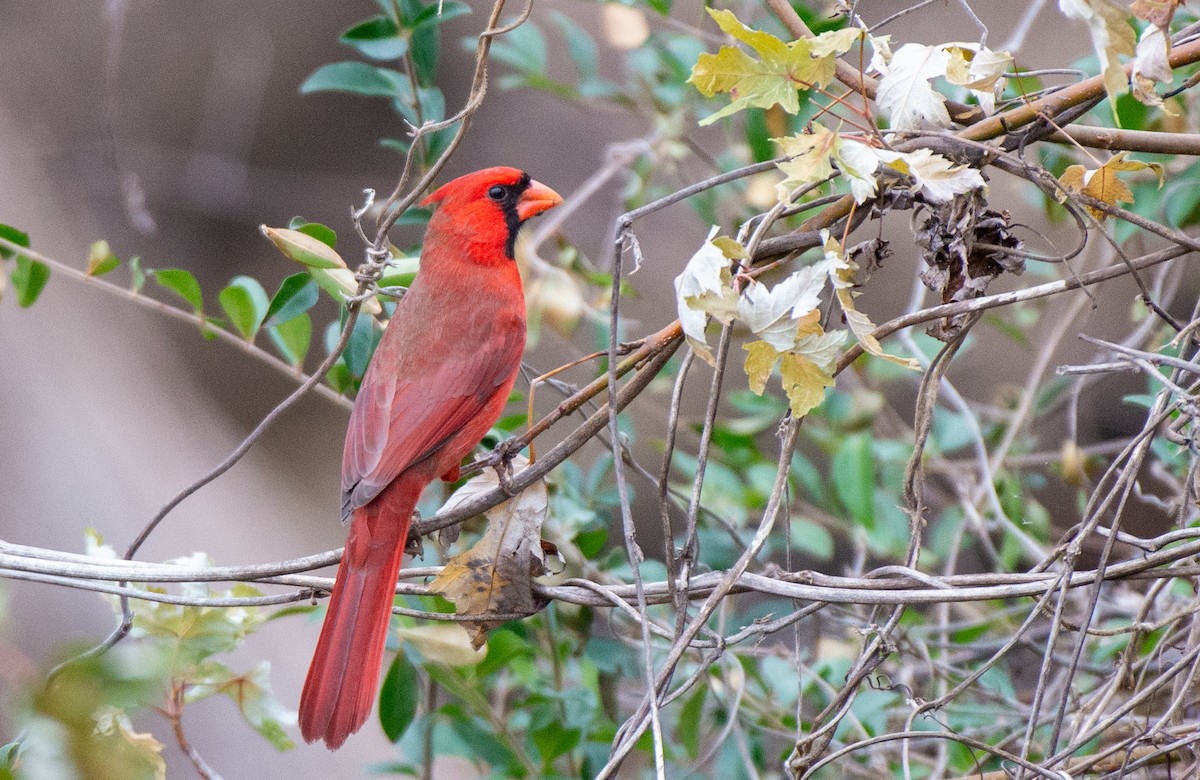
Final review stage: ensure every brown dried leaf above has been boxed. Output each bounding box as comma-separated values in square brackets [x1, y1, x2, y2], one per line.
[915, 191, 1024, 341]
[428, 470, 549, 648]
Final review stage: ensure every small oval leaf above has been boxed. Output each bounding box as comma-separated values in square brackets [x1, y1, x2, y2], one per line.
[151, 268, 204, 314]
[287, 218, 338, 249]
[87, 240, 121, 276]
[12, 256, 49, 308]
[341, 16, 409, 61]
[261, 226, 347, 270]
[299, 62, 408, 98]
[378, 651, 419, 743]
[0, 223, 30, 260]
[268, 313, 312, 368]
[218, 275, 269, 340]
[264, 273, 319, 327]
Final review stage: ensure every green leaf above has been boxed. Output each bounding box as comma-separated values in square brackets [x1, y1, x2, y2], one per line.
[832, 433, 874, 528]
[532, 719, 581, 766]
[219, 276, 269, 340]
[12, 256, 50, 308]
[478, 629, 535, 677]
[287, 219, 337, 249]
[300, 62, 408, 97]
[87, 240, 121, 276]
[677, 683, 707, 758]
[378, 254, 421, 289]
[379, 651, 419, 742]
[264, 273, 319, 327]
[791, 518, 834, 559]
[268, 313, 312, 368]
[151, 268, 204, 314]
[643, 0, 672, 15]
[340, 16, 409, 60]
[260, 226, 347, 269]
[688, 9, 855, 126]
[188, 660, 294, 751]
[411, 1, 471, 29]
[486, 19, 546, 74]
[128, 256, 146, 294]
[409, 21, 439, 86]
[552, 11, 598, 82]
[0, 223, 30, 259]
[343, 312, 376, 378]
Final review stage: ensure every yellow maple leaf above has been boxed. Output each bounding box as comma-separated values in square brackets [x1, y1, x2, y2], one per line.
[780, 351, 835, 417]
[1058, 151, 1164, 219]
[774, 125, 840, 198]
[742, 313, 846, 418]
[689, 8, 858, 125]
[743, 340, 781, 394]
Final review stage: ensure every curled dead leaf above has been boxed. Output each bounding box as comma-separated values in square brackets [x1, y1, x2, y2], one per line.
[429, 467, 550, 648]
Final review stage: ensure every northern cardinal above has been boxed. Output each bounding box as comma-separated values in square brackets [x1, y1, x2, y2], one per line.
[299, 167, 562, 749]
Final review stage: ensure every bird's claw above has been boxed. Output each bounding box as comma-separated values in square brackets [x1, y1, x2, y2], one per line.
[487, 438, 520, 496]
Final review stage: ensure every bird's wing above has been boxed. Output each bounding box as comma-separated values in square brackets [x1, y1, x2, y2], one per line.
[340, 328, 522, 522]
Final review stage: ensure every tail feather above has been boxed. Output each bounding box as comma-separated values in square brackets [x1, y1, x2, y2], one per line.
[299, 478, 421, 749]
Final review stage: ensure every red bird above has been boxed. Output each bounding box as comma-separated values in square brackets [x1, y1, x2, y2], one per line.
[299, 167, 562, 749]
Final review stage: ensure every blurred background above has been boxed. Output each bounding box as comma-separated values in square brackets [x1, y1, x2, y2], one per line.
[0, 0, 1140, 776]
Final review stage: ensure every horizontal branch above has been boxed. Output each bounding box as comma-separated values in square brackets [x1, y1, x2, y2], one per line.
[1051, 125, 1200, 155]
[6, 530, 1200, 612]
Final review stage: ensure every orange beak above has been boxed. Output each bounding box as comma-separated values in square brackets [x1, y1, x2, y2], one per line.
[516, 179, 563, 222]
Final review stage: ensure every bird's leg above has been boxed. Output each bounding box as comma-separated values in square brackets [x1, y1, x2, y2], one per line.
[486, 438, 519, 496]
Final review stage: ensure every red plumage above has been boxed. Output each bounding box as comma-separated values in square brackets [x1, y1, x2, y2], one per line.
[299, 167, 562, 749]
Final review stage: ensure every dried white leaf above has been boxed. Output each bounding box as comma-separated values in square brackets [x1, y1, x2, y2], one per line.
[1058, 0, 1136, 113]
[737, 255, 839, 351]
[882, 148, 986, 203]
[1132, 24, 1172, 106]
[674, 227, 740, 364]
[875, 43, 952, 130]
[944, 43, 1012, 115]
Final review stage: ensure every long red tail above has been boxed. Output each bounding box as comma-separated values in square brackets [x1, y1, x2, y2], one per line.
[299, 477, 422, 749]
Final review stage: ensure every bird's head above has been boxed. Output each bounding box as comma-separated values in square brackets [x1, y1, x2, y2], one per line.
[421, 167, 563, 261]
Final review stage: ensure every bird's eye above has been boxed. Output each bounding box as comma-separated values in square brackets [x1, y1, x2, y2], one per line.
[487, 185, 506, 201]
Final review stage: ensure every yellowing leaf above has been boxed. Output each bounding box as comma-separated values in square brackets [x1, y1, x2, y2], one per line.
[395, 623, 488, 667]
[875, 43, 952, 129]
[821, 232, 917, 369]
[809, 27, 865, 58]
[309, 266, 383, 316]
[1058, 0, 1136, 119]
[868, 33, 893, 73]
[87, 240, 121, 276]
[1132, 0, 1180, 24]
[428, 472, 549, 649]
[780, 350, 835, 417]
[689, 8, 844, 125]
[93, 707, 167, 780]
[711, 236, 748, 259]
[674, 228, 741, 365]
[1058, 151, 1164, 219]
[260, 225, 347, 270]
[743, 340, 781, 394]
[774, 125, 840, 198]
[944, 44, 1012, 114]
